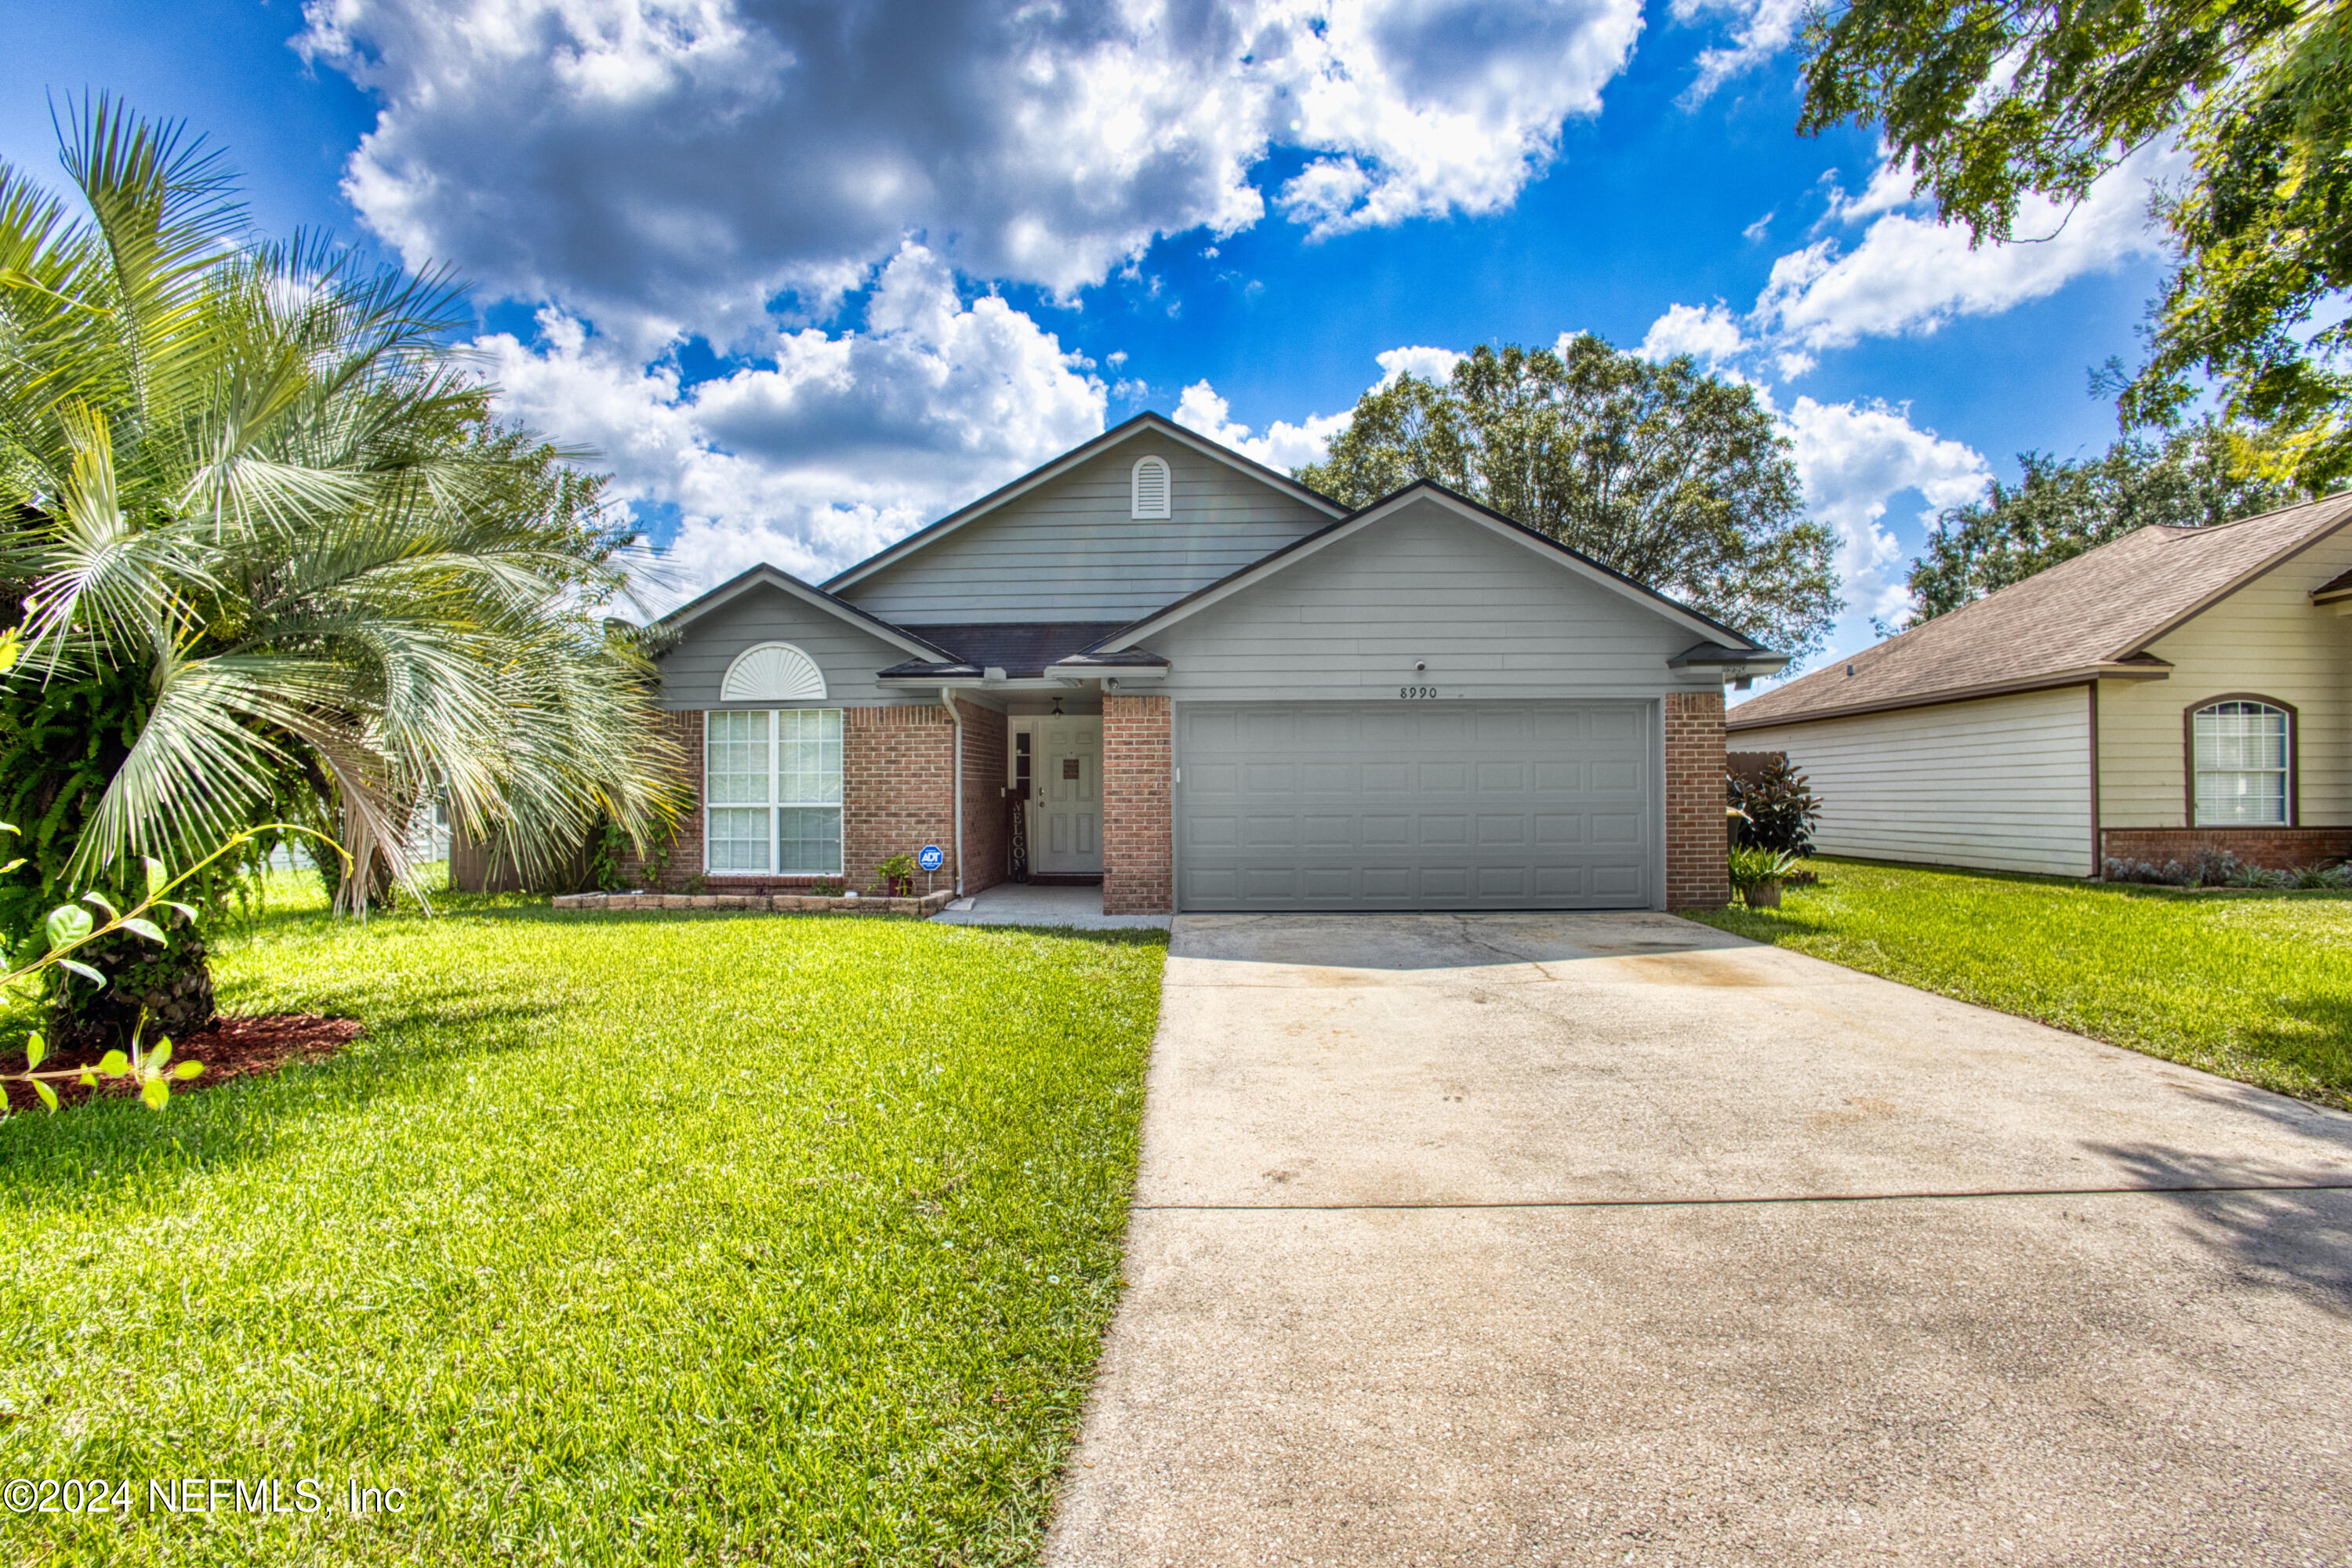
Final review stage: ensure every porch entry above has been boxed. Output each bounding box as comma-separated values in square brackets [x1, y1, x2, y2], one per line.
[1011, 715, 1102, 877]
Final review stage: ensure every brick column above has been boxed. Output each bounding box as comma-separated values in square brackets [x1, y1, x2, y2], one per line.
[1102, 693, 1173, 915]
[844, 705, 956, 893]
[1665, 690, 1730, 910]
[955, 697, 1008, 895]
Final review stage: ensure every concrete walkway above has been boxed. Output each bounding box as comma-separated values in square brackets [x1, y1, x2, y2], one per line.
[1045, 913, 2352, 1567]
[931, 882, 1171, 930]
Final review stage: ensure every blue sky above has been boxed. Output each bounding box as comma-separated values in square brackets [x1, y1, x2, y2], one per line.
[0, 0, 2178, 676]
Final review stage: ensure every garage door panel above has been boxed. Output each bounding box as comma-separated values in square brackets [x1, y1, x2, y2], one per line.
[1244, 762, 1294, 794]
[1533, 760, 1581, 792]
[1186, 813, 1240, 850]
[1593, 760, 1641, 793]
[1191, 761, 1240, 795]
[1418, 761, 1469, 792]
[1475, 760, 1526, 792]
[1176, 700, 1655, 911]
[1418, 815, 1470, 846]
[1243, 867, 1297, 898]
[1302, 762, 1353, 793]
[1534, 865, 1588, 897]
[1244, 815, 1297, 848]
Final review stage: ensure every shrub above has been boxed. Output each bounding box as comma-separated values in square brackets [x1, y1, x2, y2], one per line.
[1729, 760, 1820, 855]
[2103, 851, 2352, 889]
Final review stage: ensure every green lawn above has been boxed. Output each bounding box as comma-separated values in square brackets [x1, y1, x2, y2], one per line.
[1684, 858, 2352, 1109]
[0, 882, 1166, 1566]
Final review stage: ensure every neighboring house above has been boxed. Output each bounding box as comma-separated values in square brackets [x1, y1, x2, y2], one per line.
[628, 413, 1781, 915]
[1728, 492, 2352, 877]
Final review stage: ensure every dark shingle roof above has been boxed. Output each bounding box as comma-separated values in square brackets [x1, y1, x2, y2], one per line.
[1728, 491, 2352, 731]
[880, 622, 1134, 677]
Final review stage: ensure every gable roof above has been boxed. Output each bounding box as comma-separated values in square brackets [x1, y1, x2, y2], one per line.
[1087, 479, 1782, 659]
[820, 412, 1348, 594]
[648, 563, 957, 662]
[1728, 489, 2352, 731]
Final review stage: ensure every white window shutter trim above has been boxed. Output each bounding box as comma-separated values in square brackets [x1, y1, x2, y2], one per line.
[720, 641, 828, 702]
[1131, 456, 1171, 518]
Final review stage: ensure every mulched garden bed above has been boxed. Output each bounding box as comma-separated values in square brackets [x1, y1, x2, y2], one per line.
[2, 1014, 362, 1113]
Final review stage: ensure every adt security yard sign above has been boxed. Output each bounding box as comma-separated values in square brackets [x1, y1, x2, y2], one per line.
[917, 844, 944, 872]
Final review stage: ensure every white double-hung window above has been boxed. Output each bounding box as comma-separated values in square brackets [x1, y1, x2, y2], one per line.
[706, 709, 844, 873]
[2190, 699, 2290, 826]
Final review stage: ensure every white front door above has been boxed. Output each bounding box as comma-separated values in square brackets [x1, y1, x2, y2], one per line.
[1025, 716, 1102, 875]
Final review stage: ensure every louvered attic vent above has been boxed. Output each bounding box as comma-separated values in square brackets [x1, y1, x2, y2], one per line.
[1131, 455, 1171, 519]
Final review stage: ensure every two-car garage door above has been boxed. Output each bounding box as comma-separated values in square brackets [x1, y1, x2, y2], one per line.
[1176, 701, 1657, 911]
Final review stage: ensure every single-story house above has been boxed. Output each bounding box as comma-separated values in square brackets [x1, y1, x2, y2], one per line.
[627, 412, 1783, 915]
[1727, 490, 2352, 877]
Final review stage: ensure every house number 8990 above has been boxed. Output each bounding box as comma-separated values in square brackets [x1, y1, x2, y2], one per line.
[1397, 685, 1442, 699]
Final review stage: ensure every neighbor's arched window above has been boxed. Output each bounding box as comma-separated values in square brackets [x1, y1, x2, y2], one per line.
[1131, 455, 1171, 519]
[2190, 699, 2290, 825]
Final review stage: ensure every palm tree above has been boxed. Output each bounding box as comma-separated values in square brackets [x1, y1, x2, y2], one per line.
[0, 100, 680, 990]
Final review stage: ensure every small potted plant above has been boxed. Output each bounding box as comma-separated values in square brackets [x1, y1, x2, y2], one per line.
[1728, 844, 1804, 908]
[874, 853, 918, 898]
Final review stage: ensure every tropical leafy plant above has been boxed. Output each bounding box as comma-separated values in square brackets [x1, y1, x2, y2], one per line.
[1728, 844, 1806, 899]
[1728, 758, 1821, 856]
[0, 98, 681, 960]
[0, 814, 331, 1112]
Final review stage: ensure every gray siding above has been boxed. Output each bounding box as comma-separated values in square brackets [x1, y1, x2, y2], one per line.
[836, 433, 1332, 625]
[656, 583, 925, 709]
[1142, 498, 1718, 702]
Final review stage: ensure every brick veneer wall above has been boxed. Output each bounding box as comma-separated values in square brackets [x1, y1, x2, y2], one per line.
[617, 710, 702, 891]
[2101, 826, 2352, 872]
[843, 705, 956, 894]
[1665, 690, 1731, 910]
[621, 705, 973, 895]
[1102, 693, 1173, 915]
[956, 697, 1008, 895]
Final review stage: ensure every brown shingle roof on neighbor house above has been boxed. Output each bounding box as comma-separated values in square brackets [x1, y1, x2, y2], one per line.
[1727, 489, 2352, 731]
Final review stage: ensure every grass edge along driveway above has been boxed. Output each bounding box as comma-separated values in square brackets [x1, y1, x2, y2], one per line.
[0, 891, 1167, 1567]
[1684, 857, 2352, 1112]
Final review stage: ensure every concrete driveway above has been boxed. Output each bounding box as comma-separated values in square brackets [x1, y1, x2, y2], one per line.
[1044, 913, 2352, 1567]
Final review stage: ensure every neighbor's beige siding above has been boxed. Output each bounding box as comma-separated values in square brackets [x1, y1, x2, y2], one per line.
[1733, 686, 2095, 876]
[2099, 524, 2352, 828]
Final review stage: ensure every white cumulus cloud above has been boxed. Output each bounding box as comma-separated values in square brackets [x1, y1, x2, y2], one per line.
[1672, 0, 1804, 107]
[1174, 379, 1354, 471]
[1753, 142, 2180, 354]
[1375, 344, 1466, 386]
[1635, 302, 1748, 365]
[475, 244, 1105, 608]
[1777, 392, 1990, 633]
[300, 0, 1646, 350]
